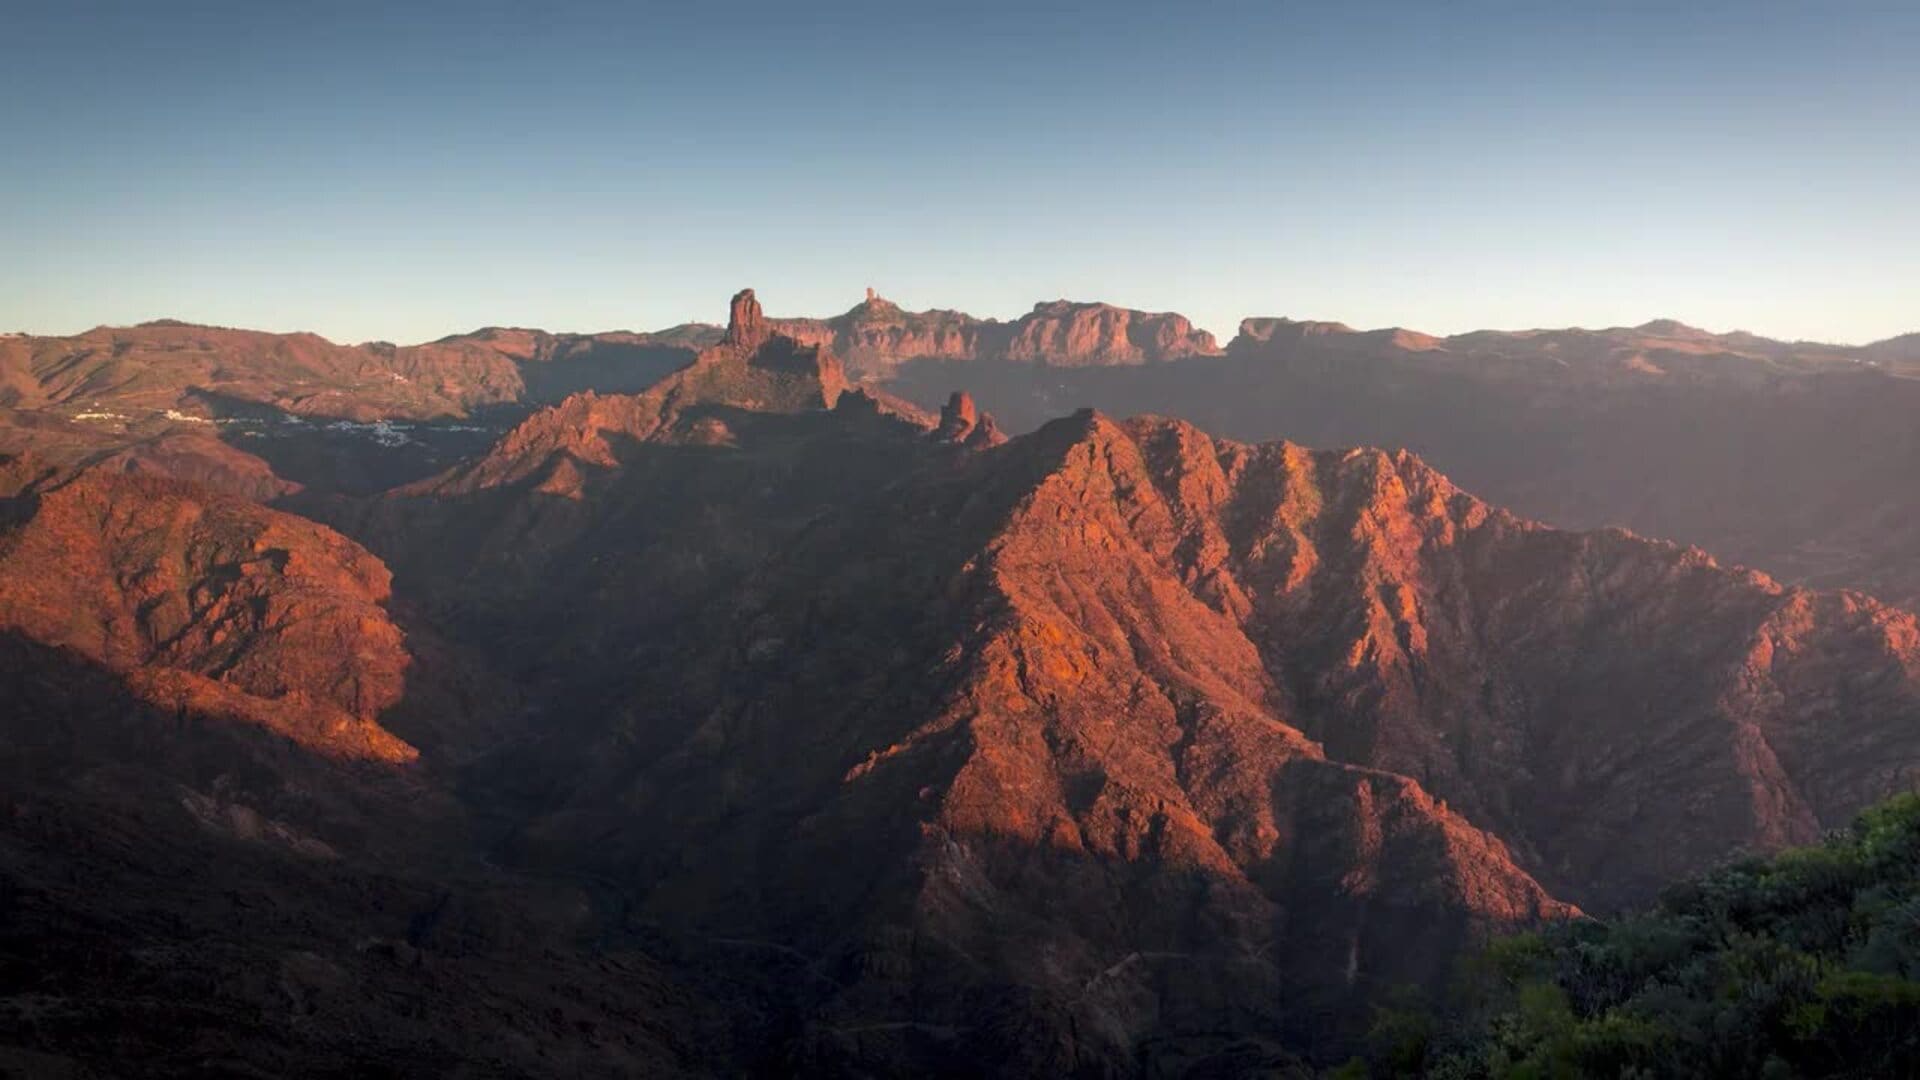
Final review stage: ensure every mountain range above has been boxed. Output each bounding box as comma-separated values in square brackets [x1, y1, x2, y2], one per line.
[9, 291, 1918, 603]
[3, 290, 1920, 1074]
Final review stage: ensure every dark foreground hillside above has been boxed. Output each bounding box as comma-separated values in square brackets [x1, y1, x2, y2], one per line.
[1356, 793, 1920, 1078]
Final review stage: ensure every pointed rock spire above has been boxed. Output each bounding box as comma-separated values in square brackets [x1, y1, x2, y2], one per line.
[936, 391, 979, 440]
[933, 390, 1004, 446]
[725, 288, 768, 348]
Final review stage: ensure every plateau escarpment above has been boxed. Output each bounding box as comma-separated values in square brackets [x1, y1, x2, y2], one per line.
[765, 289, 1221, 377]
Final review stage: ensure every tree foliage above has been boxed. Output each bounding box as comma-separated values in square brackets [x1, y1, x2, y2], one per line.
[1346, 793, 1920, 1077]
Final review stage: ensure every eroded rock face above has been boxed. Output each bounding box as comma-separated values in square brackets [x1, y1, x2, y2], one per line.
[0, 470, 413, 761]
[1004, 300, 1220, 367]
[724, 287, 768, 348]
[939, 388, 979, 433]
[398, 293, 869, 500]
[761, 291, 1224, 377]
[930, 390, 1008, 448]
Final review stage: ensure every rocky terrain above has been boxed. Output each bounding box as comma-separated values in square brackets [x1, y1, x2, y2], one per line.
[765, 289, 1222, 378]
[0, 475, 736, 1075]
[4, 292, 1920, 1075]
[0, 319, 701, 422]
[0, 318, 703, 503]
[13, 297, 1918, 616]
[879, 315, 1920, 607]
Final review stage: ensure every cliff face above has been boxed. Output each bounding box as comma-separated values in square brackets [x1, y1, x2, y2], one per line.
[763, 292, 1222, 377]
[1001, 299, 1221, 366]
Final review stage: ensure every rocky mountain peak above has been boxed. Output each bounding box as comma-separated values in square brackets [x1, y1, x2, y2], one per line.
[933, 389, 1005, 446]
[1636, 317, 1711, 338]
[724, 287, 768, 348]
[939, 389, 978, 431]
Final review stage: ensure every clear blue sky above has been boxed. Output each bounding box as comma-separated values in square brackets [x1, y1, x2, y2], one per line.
[3, 1, 1915, 345]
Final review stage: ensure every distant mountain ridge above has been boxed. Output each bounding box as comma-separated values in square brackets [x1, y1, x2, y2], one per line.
[6, 294, 1920, 602]
[762, 289, 1223, 376]
[0, 319, 701, 422]
[6, 299, 1909, 427]
[871, 309, 1920, 608]
[9, 289, 1920, 1074]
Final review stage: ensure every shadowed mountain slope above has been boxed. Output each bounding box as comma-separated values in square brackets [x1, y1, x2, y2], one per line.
[0, 470, 415, 761]
[314, 293, 1920, 1071]
[8, 292, 1920, 1074]
[879, 316, 1920, 607]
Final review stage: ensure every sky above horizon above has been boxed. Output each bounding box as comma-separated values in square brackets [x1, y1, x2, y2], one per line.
[3, 1, 1916, 346]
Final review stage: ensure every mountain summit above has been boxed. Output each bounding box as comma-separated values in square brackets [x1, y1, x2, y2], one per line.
[723, 287, 769, 348]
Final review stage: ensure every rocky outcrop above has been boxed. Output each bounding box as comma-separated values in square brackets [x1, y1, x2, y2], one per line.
[935, 388, 979, 437]
[931, 389, 1005, 447]
[759, 291, 1224, 377]
[723, 287, 769, 348]
[400, 291, 871, 498]
[0, 470, 414, 761]
[1235, 316, 1442, 353]
[1003, 299, 1221, 366]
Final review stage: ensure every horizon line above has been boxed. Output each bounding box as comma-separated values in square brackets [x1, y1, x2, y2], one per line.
[7, 297, 1912, 353]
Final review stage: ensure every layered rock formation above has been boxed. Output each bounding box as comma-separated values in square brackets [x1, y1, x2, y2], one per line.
[1001, 299, 1220, 367]
[764, 291, 1222, 377]
[932, 390, 1004, 446]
